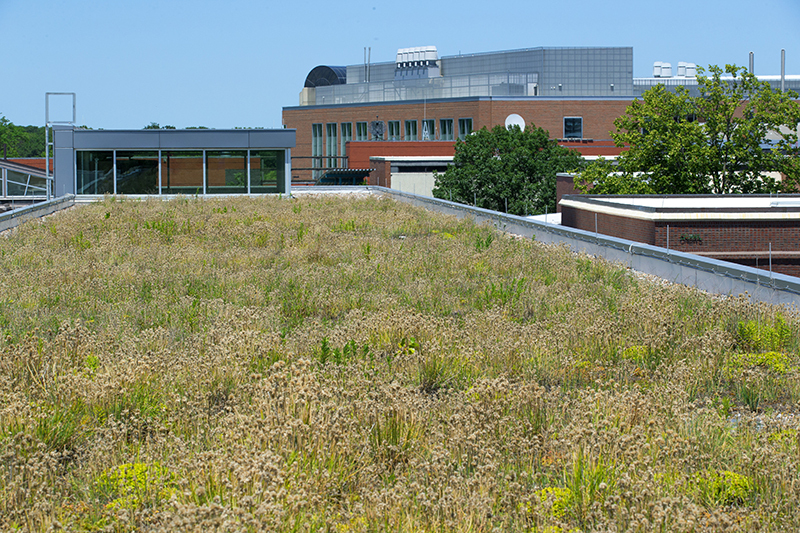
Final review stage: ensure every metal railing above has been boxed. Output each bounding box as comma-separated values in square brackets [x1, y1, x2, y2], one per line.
[0, 160, 53, 200]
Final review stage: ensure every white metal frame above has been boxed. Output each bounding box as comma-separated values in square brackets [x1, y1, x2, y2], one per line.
[45, 92, 77, 201]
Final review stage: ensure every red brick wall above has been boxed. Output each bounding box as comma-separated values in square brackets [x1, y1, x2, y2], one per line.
[282, 99, 632, 182]
[347, 141, 455, 176]
[653, 221, 800, 253]
[561, 206, 655, 243]
[558, 139, 624, 156]
[562, 204, 800, 277]
[370, 159, 392, 188]
[557, 175, 591, 213]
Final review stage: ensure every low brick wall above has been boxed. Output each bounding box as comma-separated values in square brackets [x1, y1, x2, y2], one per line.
[561, 202, 800, 277]
[561, 205, 655, 245]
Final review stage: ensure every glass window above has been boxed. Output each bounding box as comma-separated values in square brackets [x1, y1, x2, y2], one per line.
[422, 119, 434, 140]
[458, 118, 473, 140]
[388, 120, 401, 141]
[326, 123, 338, 168]
[440, 119, 454, 141]
[564, 117, 583, 139]
[161, 151, 204, 195]
[116, 151, 159, 194]
[356, 121, 368, 141]
[312, 124, 323, 180]
[340, 122, 352, 158]
[6, 170, 48, 196]
[404, 120, 417, 141]
[250, 150, 286, 194]
[76, 151, 114, 194]
[206, 151, 247, 194]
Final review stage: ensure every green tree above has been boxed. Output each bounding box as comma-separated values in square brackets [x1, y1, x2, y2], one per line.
[578, 64, 800, 194]
[17, 125, 47, 157]
[0, 115, 23, 158]
[144, 123, 176, 129]
[433, 124, 584, 215]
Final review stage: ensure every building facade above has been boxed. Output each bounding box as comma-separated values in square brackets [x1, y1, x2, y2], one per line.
[53, 126, 295, 197]
[560, 195, 800, 277]
[282, 45, 800, 185]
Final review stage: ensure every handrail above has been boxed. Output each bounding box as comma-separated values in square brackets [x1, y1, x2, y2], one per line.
[0, 160, 53, 199]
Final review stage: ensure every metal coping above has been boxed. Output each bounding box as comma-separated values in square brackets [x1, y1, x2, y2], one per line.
[0, 195, 75, 232]
[562, 194, 800, 214]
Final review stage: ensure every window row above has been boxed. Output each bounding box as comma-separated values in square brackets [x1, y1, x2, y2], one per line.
[312, 118, 473, 163]
[310, 116, 582, 177]
[76, 150, 286, 195]
[0, 168, 49, 197]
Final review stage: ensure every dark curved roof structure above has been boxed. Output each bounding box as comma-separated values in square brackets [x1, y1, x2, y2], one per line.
[304, 66, 347, 88]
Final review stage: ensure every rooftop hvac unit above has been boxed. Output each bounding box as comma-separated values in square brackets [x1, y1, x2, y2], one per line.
[677, 62, 687, 77]
[653, 61, 663, 78]
[396, 46, 439, 68]
[424, 47, 438, 63]
[661, 62, 672, 77]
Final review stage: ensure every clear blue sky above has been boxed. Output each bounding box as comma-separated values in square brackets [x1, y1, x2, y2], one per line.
[2, 0, 799, 130]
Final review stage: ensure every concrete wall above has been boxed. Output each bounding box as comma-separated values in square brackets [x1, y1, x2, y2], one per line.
[390, 172, 436, 197]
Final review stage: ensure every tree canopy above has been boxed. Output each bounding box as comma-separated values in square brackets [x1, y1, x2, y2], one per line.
[0, 115, 47, 158]
[433, 124, 584, 216]
[578, 65, 800, 195]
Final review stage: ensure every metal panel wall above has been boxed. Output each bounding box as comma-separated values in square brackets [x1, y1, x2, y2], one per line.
[73, 129, 296, 150]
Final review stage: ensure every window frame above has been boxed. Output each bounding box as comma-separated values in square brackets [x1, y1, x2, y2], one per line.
[563, 117, 583, 139]
[388, 120, 401, 141]
[326, 122, 338, 168]
[311, 123, 323, 179]
[458, 118, 473, 140]
[439, 119, 454, 141]
[404, 120, 418, 141]
[355, 121, 368, 141]
[340, 122, 352, 158]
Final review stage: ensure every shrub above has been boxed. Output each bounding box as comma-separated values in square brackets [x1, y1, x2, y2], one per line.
[736, 315, 792, 353]
[725, 351, 797, 376]
[537, 487, 574, 519]
[94, 462, 177, 510]
[691, 469, 753, 507]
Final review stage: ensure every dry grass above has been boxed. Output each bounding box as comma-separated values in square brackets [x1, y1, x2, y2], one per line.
[0, 194, 799, 532]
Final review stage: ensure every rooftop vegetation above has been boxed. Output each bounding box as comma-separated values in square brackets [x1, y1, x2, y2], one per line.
[1, 195, 799, 531]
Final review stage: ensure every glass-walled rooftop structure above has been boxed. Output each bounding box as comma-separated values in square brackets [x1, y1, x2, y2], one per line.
[0, 159, 51, 198]
[300, 45, 800, 105]
[301, 47, 634, 105]
[53, 127, 295, 197]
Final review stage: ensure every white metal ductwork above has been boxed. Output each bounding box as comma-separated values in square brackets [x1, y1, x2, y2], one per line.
[395, 46, 441, 80]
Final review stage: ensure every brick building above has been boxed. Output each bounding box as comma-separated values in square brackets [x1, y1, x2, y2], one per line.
[283, 46, 636, 184]
[560, 195, 800, 276]
[281, 45, 799, 186]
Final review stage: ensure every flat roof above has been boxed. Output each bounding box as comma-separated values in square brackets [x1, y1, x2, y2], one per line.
[369, 156, 454, 162]
[560, 194, 800, 221]
[61, 127, 296, 150]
